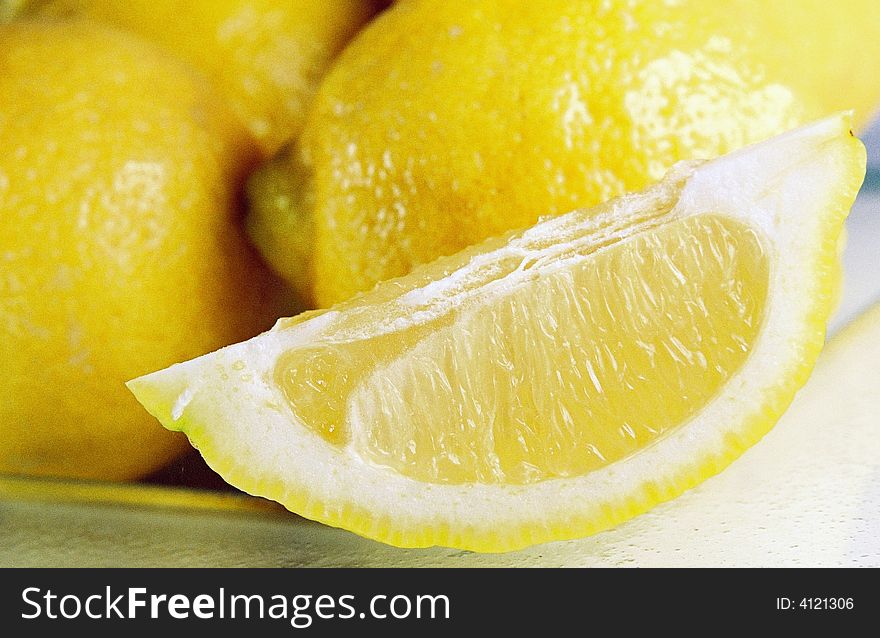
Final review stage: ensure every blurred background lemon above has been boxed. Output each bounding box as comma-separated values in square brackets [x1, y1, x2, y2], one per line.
[0, 20, 284, 480]
[31, 0, 381, 157]
[247, 0, 880, 307]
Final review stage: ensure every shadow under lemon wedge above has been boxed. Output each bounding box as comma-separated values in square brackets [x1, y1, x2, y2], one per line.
[129, 114, 865, 552]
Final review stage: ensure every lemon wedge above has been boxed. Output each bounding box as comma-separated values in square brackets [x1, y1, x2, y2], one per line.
[130, 114, 865, 552]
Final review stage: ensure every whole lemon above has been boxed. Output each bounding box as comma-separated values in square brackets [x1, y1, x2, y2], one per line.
[33, 0, 381, 156]
[0, 21, 283, 480]
[247, 0, 880, 307]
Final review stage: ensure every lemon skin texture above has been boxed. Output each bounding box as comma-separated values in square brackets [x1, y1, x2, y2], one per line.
[248, 0, 880, 307]
[34, 0, 381, 157]
[0, 0, 37, 21]
[0, 21, 283, 480]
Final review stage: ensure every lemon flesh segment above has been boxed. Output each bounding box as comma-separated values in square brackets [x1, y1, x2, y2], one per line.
[129, 114, 865, 552]
[352, 215, 767, 485]
[278, 215, 768, 485]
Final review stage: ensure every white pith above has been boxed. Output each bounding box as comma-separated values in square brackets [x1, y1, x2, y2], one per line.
[129, 114, 861, 549]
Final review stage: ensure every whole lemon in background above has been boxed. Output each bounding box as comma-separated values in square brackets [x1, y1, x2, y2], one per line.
[0, 21, 284, 480]
[248, 0, 880, 308]
[32, 0, 381, 157]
